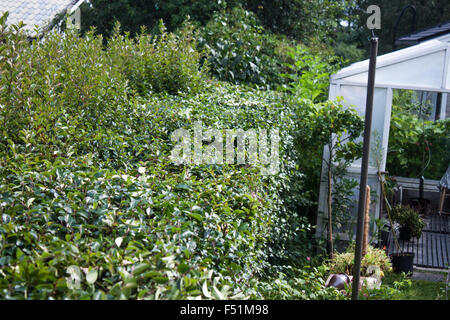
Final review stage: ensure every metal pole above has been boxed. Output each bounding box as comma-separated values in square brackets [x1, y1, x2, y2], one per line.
[352, 36, 378, 300]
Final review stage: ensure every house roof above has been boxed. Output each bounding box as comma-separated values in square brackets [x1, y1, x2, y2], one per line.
[0, 0, 83, 35]
[396, 21, 450, 46]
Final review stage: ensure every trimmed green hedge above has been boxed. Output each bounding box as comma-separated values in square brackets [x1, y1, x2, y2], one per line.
[0, 15, 360, 299]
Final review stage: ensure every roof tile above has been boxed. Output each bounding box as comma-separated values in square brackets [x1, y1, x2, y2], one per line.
[0, 0, 80, 35]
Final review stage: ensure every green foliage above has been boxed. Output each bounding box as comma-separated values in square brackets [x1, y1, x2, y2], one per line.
[79, 0, 359, 48]
[79, 0, 239, 38]
[0, 16, 268, 299]
[390, 205, 425, 239]
[107, 21, 207, 95]
[0, 21, 130, 155]
[356, 274, 412, 300]
[0, 13, 367, 300]
[0, 158, 268, 299]
[328, 243, 392, 277]
[292, 98, 363, 233]
[381, 272, 447, 300]
[76, 0, 450, 64]
[254, 265, 344, 300]
[332, 41, 365, 66]
[281, 46, 343, 102]
[387, 90, 450, 180]
[244, 0, 355, 44]
[331, 176, 359, 238]
[197, 7, 292, 88]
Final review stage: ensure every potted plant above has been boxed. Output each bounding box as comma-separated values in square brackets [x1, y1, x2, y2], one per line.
[373, 134, 417, 274]
[377, 172, 416, 274]
[391, 205, 425, 241]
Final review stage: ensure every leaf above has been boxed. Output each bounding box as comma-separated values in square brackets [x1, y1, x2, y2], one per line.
[212, 285, 224, 300]
[16, 248, 23, 259]
[115, 237, 123, 248]
[154, 276, 169, 284]
[202, 281, 213, 299]
[138, 167, 146, 174]
[175, 183, 191, 191]
[238, 222, 249, 233]
[86, 269, 98, 284]
[27, 198, 35, 207]
[93, 290, 107, 300]
[177, 263, 189, 274]
[143, 271, 163, 279]
[133, 263, 151, 275]
[188, 212, 204, 222]
[66, 265, 82, 290]
[70, 244, 79, 254]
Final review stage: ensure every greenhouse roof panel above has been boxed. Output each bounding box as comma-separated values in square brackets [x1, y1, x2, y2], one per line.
[331, 39, 450, 91]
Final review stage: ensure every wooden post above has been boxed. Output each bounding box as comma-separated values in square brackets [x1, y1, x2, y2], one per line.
[438, 188, 446, 215]
[362, 185, 371, 256]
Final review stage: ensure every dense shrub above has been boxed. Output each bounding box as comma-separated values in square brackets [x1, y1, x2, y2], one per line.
[107, 22, 208, 96]
[254, 265, 344, 300]
[280, 45, 343, 103]
[0, 17, 130, 159]
[390, 205, 425, 239]
[0, 15, 363, 299]
[197, 7, 293, 88]
[78, 0, 352, 45]
[243, 0, 352, 43]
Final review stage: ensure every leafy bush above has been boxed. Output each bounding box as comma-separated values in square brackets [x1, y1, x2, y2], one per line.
[0, 18, 130, 159]
[328, 242, 392, 277]
[0, 14, 365, 299]
[107, 21, 208, 95]
[280, 45, 343, 103]
[0, 16, 267, 299]
[197, 7, 293, 88]
[390, 205, 425, 239]
[243, 0, 353, 44]
[352, 273, 412, 300]
[0, 161, 264, 299]
[253, 265, 344, 300]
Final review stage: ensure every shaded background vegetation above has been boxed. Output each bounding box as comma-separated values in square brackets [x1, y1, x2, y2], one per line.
[79, 0, 450, 61]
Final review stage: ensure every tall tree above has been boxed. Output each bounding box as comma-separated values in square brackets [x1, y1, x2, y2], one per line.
[353, 0, 450, 55]
[80, 0, 238, 37]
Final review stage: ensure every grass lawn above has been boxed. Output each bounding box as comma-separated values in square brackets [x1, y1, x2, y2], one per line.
[383, 271, 448, 300]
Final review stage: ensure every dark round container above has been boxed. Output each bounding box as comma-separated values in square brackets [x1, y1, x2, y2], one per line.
[325, 273, 350, 290]
[391, 252, 414, 274]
